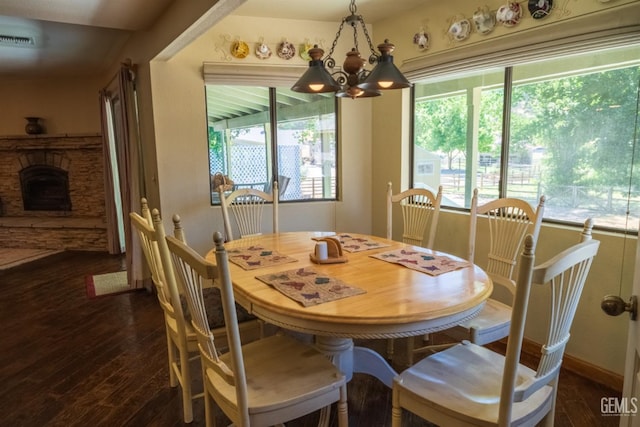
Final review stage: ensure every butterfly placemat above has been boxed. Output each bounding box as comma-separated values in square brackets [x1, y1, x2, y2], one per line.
[371, 248, 470, 276]
[256, 267, 366, 307]
[336, 233, 391, 252]
[227, 245, 297, 270]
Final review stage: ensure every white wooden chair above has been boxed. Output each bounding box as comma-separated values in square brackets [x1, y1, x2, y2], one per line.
[166, 230, 349, 427]
[130, 201, 199, 423]
[386, 182, 443, 360]
[130, 201, 261, 423]
[410, 189, 546, 362]
[386, 182, 442, 248]
[170, 213, 263, 352]
[392, 222, 600, 427]
[452, 189, 546, 345]
[219, 181, 278, 241]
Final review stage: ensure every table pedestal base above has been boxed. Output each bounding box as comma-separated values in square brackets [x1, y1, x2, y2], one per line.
[314, 336, 398, 426]
[352, 345, 397, 388]
[314, 335, 398, 387]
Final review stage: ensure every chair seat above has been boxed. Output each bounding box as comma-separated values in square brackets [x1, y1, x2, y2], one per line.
[395, 342, 554, 426]
[209, 335, 346, 419]
[449, 298, 512, 345]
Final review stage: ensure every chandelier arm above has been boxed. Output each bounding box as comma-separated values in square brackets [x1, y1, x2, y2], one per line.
[331, 70, 348, 87]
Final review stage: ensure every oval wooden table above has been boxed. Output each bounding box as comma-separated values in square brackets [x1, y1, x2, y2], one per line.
[205, 231, 492, 389]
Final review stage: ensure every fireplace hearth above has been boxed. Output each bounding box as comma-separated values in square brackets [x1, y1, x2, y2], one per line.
[20, 165, 72, 211]
[0, 134, 108, 250]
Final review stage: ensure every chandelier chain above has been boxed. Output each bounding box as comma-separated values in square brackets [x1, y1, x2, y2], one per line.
[357, 17, 378, 63]
[352, 22, 359, 53]
[327, 19, 347, 63]
[326, 0, 378, 68]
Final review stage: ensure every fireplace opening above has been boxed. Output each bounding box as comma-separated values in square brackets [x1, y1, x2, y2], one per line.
[20, 165, 72, 211]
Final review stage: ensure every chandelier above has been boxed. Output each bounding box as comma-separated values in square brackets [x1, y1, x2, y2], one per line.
[291, 0, 411, 99]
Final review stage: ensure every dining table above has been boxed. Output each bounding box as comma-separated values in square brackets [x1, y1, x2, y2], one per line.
[205, 231, 493, 389]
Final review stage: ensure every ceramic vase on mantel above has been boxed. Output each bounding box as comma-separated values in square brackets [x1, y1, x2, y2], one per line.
[25, 117, 44, 135]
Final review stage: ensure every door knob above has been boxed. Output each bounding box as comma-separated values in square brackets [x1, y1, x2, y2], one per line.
[601, 295, 637, 321]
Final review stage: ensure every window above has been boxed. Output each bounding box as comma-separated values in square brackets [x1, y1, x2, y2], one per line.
[413, 42, 640, 231]
[206, 85, 337, 203]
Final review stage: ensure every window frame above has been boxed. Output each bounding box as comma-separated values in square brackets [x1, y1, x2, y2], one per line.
[204, 81, 339, 205]
[409, 31, 640, 233]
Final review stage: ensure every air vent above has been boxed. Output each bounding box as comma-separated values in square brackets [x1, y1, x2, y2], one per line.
[0, 34, 36, 47]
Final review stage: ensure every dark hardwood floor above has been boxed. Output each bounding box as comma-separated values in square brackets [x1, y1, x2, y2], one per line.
[0, 250, 621, 426]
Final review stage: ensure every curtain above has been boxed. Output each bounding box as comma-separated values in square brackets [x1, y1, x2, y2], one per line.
[99, 63, 148, 289]
[98, 93, 120, 254]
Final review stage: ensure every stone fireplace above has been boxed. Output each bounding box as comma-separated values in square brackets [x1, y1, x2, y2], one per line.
[0, 134, 108, 250]
[20, 163, 72, 212]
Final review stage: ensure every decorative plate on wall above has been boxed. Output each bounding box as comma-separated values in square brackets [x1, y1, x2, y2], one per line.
[473, 7, 496, 35]
[300, 43, 313, 61]
[413, 30, 429, 50]
[277, 41, 296, 60]
[448, 19, 471, 42]
[231, 40, 249, 59]
[255, 43, 272, 59]
[528, 0, 553, 19]
[496, 2, 523, 27]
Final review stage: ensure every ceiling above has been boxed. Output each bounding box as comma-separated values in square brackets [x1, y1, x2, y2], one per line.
[0, 0, 425, 79]
[0, 0, 174, 78]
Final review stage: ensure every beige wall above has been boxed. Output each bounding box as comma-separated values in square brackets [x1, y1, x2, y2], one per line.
[0, 76, 102, 135]
[150, 14, 375, 255]
[378, 0, 640, 65]
[101, 0, 235, 213]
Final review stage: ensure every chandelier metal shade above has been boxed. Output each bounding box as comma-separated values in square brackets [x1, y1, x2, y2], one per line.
[291, 0, 411, 99]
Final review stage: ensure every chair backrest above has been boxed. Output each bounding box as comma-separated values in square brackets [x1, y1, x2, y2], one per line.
[386, 182, 443, 248]
[579, 217, 594, 242]
[498, 219, 599, 424]
[129, 204, 189, 340]
[468, 188, 545, 296]
[141, 197, 153, 224]
[166, 231, 250, 424]
[219, 181, 278, 241]
[131, 205, 167, 301]
[172, 213, 187, 244]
